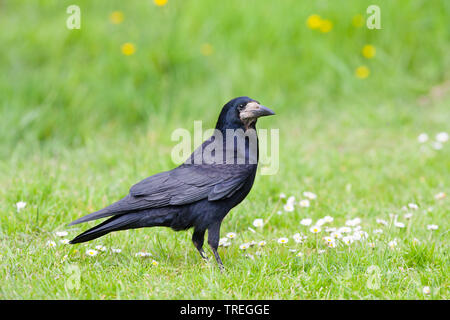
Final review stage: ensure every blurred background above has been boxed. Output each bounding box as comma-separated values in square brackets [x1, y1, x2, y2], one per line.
[1, 0, 449, 156]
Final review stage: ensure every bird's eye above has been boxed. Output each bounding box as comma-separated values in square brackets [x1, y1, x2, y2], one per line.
[237, 104, 245, 111]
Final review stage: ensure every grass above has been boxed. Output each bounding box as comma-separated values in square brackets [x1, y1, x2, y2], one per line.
[0, 0, 449, 299]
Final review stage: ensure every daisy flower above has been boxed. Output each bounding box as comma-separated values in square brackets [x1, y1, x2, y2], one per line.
[46, 240, 56, 247]
[330, 231, 342, 239]
[338, 226, 352, 234]
[394, 222, 405, 228]
[368, 242, 376, 248]
[300, 218, 312, 226]
[277, 237, 289, 244]
[252, 218, 264, 228]
[342, 236, 353, 245]
[55, 231, 68, 237]
[239, 243, 250, 250]
[95, 245, 107, 252]
[258, 240, 266, 247]
[226, 232, 237, 239]
[279, 193, 286, 199]
[326, 240, 336, 248]
[135, 252, 152, 257]
[422, 286, 431, 295]
[346, 218, 361, 226]
[111, 248, 122, 253]
[219, 237, 229, 246]
[303, 191, 317, 200]
[432, 141, 443, 150]
[427, 224, 438, 231]
[373, 229, 383, 234]
[376, 218, 388, 226]
[315, 218, 326, 226]
[309, 226, 321, 234]
[86, 249, 98, 257]
[296, 252, 304, 257]
[388, 240, 398, 249]
[60, 239, 70, 245]
[417, 133, 428, 143]
[287, 196, 296, 205]
[435, 132, 449, 143]
[15, 201, 26, 212]
[283, 203, 294, 212]
[434, 192, 446, 200]
[404, 213, 413, 220]
[151, 260, 159, 266]
[323, 216, 334, 223]
[293, 233, 303, 243]
[408, 203, 419, 210]
[299, 199, 310, 208]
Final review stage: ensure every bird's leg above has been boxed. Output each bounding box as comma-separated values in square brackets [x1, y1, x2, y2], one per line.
[192, 228, 208, 260]
[207, 222, 224, 270]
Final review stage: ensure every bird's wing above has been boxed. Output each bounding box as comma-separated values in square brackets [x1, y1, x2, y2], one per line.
[69, 163, 255, 225]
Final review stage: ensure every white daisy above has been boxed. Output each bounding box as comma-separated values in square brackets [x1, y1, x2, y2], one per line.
[394, 222, 405, 228]
[226, 232, 237, 239]
[435, 132, 449, 143]
[368, 242, 376, 248]
[300, 218, 312, 226]
[136, 252, 152, 257]
[258, 240, 266, 247]
[283, 203, 295, 212]
[293, 233, 303, 243]
[404, 213, 413, 220]
[417, 133, 428, 143]
[111, 248, 122, 253]
[388, 240, 398, 249]
[323, 216, 334, 223]
[277, 237, 289, 244]
[303, 191, 317, 200]
[15, 201, 27, 212]
[345, 218, 361, 226]
[408, 203, 419, 210]
[315, 218, 326, 226]
[338, 226, 352, 233]
[287, 196, 296, 205]
[434, 192, 446, 200]
[427, 224, 438, 231]
[86, 249, 98, 256]
[299, 199, 310, 208]
[422, 286, 431, 295]
[432, 141, 443, 150]
[239, 243, 250, 250]
[342, 236, 353, 245]
[95, 245, 107, 252]
[373, 229, 383, 234]
[55, 231, 68, 237]
[46, 240, 56, 247]
[309, 226, 321, 234]
[376, 218, 388, 226]
[60, 239, 70, 245]
[330, 231, 342, 239]
[279, 193, 286, 199]
[252, 218, 264, 228]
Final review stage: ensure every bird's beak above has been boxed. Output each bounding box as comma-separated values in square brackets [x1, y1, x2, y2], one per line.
[240, 102, 276, 120]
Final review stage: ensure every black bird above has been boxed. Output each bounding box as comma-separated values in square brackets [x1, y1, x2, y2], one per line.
[69, 96, 275, 268]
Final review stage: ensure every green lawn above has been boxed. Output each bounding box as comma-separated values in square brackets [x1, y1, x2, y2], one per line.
[0, 0, 449, 299]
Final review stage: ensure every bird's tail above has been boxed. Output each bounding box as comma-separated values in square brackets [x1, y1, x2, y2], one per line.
[69, 213, 143, 244]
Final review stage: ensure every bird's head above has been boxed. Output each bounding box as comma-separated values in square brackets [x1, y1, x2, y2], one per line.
[215, 96, 275, 131]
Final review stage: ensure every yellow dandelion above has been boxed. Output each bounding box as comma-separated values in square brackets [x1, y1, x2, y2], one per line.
[306, 14, 322, 29]
[362, 44, 376, 59]
[319, 19, 333, 33]
[201, 43, 214, 56]
[355, 65, 370, 79]
[154, 0, 168, 6]
[121, 42, 136, 56]
[109, 11, 124, 25]
[352, 14, 364, 28]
